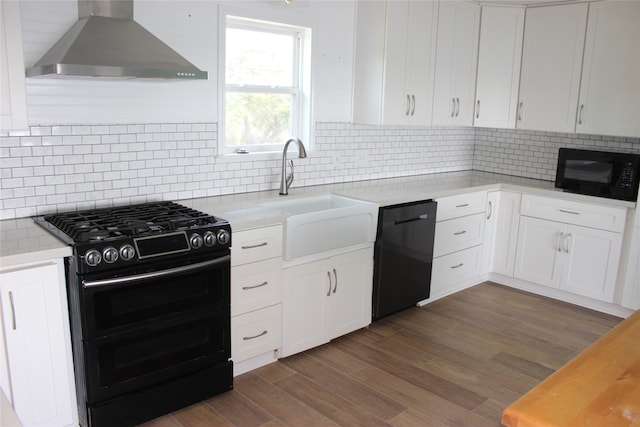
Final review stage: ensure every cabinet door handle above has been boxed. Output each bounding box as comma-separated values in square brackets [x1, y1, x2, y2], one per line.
[557, 232, 564, 252]
[411, 95, 416, 116]
[558, 209, 580, 215]
[332, 268, 338, 294]
[453, 230, 467, 236]
[8, 291, 16, 330]
[241, 242, 268, 249]
[455, 97, 460, 117]
[456, 203, 469, 208]
[327, 271, 332, 296]
[578, 104, 584, 125]
[487, 200, 493, 220]
[451, 263, 464, 269]
[243, 330, 268, 341]
[518, 102, 523, 121]
[451, 98, 456, 117]
[476, 100, 480, 119]
[242, 281, 268, 290]
[564, 233, 572, 254]
[406, 94, 411, 116]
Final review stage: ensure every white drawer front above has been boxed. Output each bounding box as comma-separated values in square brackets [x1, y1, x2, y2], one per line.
[432, 245, 483, 292]
[232, 305, 282, 363]
[232, 225, 283, 266]
[520, 194, 627, 232]
[436, 191, 487, 222]
[231, 258, 282, 316]
[434, 213, 484, 257]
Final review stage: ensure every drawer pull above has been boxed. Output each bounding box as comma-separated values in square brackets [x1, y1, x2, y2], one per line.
[456, 203, 469, 208]
[242, 281, 268, 290]
[558, 209, 580, 215]
[241, 242, 268, 249]
[450, 263, 464, 269]
[453, 230, 467, 236]
[243, 330, 268, 341]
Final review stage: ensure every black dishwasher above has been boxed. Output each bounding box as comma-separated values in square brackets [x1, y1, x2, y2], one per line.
[372, 200, 437, 320]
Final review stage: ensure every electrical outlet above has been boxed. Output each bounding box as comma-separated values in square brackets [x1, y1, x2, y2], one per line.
[332, 154, 341, 170]
[355, 152, 367, 168]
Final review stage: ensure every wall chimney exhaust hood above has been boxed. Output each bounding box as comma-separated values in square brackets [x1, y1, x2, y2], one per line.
[26, 0, 208, 80]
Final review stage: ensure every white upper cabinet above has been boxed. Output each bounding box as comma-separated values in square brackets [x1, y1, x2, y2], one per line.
[474, 6, 525, 129]
[352, 0, 438, 126]
[576, 1, 640, 138]
[431, 1, 480, 127]
[517, 3, 588, 133]
[0, 1, 28, 131]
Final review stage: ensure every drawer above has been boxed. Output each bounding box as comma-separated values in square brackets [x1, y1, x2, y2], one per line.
[431, 245, 483, 294]
[436, 191, 487, 222]
[434, 213, 484, 257]
[232, 305, 282, 363]
[231, 258, 282, 316]
[521, 194, 627, 233]
[232, 225, 283, 266]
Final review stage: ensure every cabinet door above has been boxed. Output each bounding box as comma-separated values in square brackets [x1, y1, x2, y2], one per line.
[0, 262, 76, 427]
[517, 3, 587, 132]
[281, 260, 329, 357]
[514, 217, 563, 288]
[490, 191, 521, 277]
[0, 1, 28, 131]
[561, 224, 622, 303]
[622, 228, 640, 310]
[381, 0, 411, 125]
[327, 248, 373, 339]
[577, 1, 640, 138]
[432, 1, 480, 126]
[474, 6, 525, 129]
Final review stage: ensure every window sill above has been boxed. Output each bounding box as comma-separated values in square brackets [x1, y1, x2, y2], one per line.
[216, 151, 283, 163]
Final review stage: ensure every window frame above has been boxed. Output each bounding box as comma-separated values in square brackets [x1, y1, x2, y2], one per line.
[219, 13, 312, 157]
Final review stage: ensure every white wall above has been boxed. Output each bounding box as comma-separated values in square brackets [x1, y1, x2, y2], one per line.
[19, 0, 355, 125]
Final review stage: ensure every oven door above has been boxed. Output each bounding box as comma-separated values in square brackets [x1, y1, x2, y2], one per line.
[76, 253, 230, 403]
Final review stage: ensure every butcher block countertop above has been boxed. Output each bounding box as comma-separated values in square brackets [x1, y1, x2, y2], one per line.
[502, 309, 640, 427]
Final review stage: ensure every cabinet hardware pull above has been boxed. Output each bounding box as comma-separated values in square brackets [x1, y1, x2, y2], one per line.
[565, 233, 571, 254]
[241, 242, 268, 249]
[558, 209, 580, 215]
[332, 268, 338, 293]
[451, 98, 456, 117]
[487, 200, 493, 220]
[453, 230, 467, 236]
[578, 104, 584, 125]
[455, 97, 460, 117]
[8, 291, 16, 330]
[411, 95, 416, 116]
[456, 203, 469, 208]
[242, 281, 268, 290]
[406, 94, 411, 116]
[327, 271, 332, 297]
[518, 102, 523, 121]
[557, 232, 564, 252]
[451, 263, 464, 269]
[476, 100, 480, 119]
[393, 214, 428, 225]
[243, 330, 268, 341]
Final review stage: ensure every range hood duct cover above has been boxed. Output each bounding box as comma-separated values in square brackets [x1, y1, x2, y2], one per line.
[26, 0, 208, 80]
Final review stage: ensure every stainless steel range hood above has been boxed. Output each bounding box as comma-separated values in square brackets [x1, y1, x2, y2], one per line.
[26, 0, 208, 80]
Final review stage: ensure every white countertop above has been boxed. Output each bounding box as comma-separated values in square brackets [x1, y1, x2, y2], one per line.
[1, 170, 634, 269]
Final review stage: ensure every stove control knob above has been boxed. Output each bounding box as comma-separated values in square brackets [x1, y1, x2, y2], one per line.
[103, 247, 119, 264]
[190, 233, 204, 249]
[120, 244, 136, 261]
[217, 229, 230, 245]
[203, 231, 216, 247]
[85, 249, 102, 267]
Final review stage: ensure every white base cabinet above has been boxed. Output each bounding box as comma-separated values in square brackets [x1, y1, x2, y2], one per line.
[514, 195, 625, 303]
[621, 228, 640, 310]
[282, 247, 373, 357]
[0, 260, 77, 427]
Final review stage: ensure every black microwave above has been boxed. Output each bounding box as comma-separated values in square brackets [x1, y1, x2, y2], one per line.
[555, 148, 640, 202]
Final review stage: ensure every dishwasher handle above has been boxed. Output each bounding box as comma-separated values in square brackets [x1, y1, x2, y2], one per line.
[392, 214, 430, 226]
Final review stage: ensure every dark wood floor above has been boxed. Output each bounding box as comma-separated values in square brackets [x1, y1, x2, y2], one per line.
[140, 282, 622, 427]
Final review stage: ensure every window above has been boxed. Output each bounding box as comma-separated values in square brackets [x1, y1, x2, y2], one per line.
[222, 15, 311, 155]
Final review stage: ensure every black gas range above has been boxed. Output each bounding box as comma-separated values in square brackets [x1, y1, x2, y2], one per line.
[34, 201, 233, 427]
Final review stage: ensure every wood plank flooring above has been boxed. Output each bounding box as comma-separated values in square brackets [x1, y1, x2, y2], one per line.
[139, 282, 622, 427]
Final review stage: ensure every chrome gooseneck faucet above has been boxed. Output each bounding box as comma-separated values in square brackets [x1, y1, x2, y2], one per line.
[279, 138, 307, 195]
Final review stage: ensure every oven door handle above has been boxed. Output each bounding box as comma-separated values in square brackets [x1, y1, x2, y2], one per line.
[82, 255, 230, 288]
